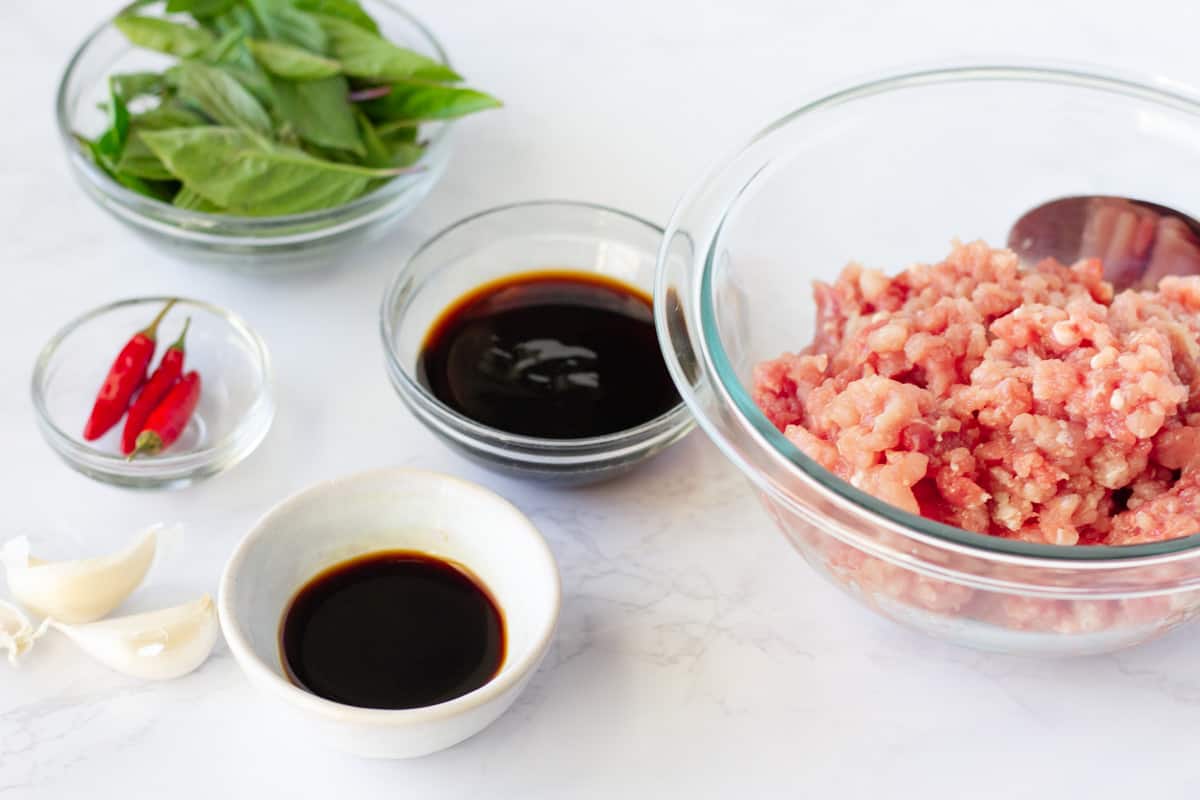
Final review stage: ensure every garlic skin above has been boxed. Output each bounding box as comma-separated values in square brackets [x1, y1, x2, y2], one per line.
[0, 599, 46, 666]
[1, 526, 162, 624]
[50, 595, 218, 681]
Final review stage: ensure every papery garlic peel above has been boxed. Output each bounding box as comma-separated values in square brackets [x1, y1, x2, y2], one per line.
[0, 599, 46, 666]
[1, 527, 159, 624]
[50, 595, 218, 681]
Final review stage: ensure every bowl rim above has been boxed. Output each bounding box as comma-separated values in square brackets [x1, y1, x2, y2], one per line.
[31, 295, 274, 476]
[216, 466, 562, 724]
[54, 0, 454, 231]
[379, 199, 695, 457]
[661, 63, 1200, 565]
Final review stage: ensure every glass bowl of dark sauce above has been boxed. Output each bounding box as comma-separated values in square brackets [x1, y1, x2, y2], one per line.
[381, 201, 694, 484]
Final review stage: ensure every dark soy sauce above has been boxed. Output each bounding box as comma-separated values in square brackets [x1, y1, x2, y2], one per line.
[417, 271, 681, 439]
[281, 551, 505, 710]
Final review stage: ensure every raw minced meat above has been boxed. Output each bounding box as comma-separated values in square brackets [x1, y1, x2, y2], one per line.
[755, 240, 1200, 546]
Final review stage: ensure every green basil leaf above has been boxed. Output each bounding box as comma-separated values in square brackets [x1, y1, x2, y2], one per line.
[354, 110, 424, 169]
[116, 132, 175, 180]
[119, 0, 163, 14]
[211, 41, 278, 106]
[176, 60, 273, 135]
[247, 0, 359, 150]
[314, 14, 459, 82]
[294, 0, 378, 33]
[355, 108, 389, 168]
[248, 0, 327, 52]
[118, 175, 179, 202]
[140, 126, 404, 214]
[210, 62, 276, 106]
[248, 38, 341, 79]
[270, 75, 362, 154]
[79, 130, 176, 200]
[174, 185, 226, 211]
[111, 71, 167, 100]
[74, 133, 116, 178]
[114, 15, 216, 58]
[132, 101, 209, 129]
[373, 118, 418, 139]
[384, 137, 423, 168]
[209, 5, 263, 37]
[202, 27, 246, 62]
[363, 83, 500, 122]
[166, 0, 236, 17]
[96, 81, 132, 160]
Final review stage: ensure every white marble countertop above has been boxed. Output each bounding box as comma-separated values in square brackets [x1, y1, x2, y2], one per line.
[5, 0, 1200, 796]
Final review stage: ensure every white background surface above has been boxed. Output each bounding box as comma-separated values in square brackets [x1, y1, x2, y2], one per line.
[4, 0, 1200, 797]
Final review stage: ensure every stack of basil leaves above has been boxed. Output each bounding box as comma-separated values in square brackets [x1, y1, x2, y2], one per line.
[77, 0, 499, 216]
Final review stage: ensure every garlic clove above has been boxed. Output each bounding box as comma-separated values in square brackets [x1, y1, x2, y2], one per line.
[1, 526, 165, 624]
[0, 599, 46, 666]
[50, 595, 218, 681]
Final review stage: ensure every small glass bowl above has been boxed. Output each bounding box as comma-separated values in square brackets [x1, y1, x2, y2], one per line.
[381, 201, 695, 485]
[54, 0, 454, 271]
[32, 297, 274, 489]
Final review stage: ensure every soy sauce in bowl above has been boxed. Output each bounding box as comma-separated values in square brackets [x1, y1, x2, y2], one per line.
[281, 551, 505, 710]
[417, 271, 680, 439]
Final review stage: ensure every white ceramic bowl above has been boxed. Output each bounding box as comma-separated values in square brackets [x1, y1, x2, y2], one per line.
[218, 468, 561, 758]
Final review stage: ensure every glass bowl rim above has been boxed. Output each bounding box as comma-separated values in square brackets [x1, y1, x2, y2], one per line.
[54, 0, 455, 231]
[31, 295, 274, 473]
[672, 63, 1200, 564]
[379, 198, 695, 455]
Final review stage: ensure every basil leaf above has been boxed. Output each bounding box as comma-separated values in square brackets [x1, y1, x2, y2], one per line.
[248, 38, 341, 79]
[116, 132, 175, 180]
[119, 0, 163, 13]
[176, 60, 273, 135]
[248, 0, 327, 52]
[209, 5, 263, 37]
[217, 61, 276, 106]
[355, 109, 389, 168]
[111, 71, 167, 100]
[270, 75, 362, 154]
[174, 185, 226, 211]
[383, 136, 423, 168]
[166, 0, 236, 17]
[314, 14, 459, 82]
[132, 101, 209, 129]
[294, 0, 378, 33]
[247, 0, 360, 152]
[75, 130, 177, 201]
[118, 175, 179, 202]
[140, 127, 404, 214]
[114, 15, 216, 58]
[74, 133, 114, 174]
[363, 83, 500, 122]
[96, 81, 132, 161]
[203, 27, 246, 62]
[354, 110, 423, 169]
[373, 118, 417, 139]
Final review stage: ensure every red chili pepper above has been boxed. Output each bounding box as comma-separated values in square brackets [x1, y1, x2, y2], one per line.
[129, 371, 202, 459]
[83, 299, 177, 441]
[120, 318, 191, 455]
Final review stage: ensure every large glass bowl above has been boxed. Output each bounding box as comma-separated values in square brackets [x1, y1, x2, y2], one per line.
[656, 65, 1200, 655]
[55, 0, 454, 271]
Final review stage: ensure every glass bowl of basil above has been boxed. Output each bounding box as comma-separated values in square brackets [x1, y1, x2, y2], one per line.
[55, 0, 499, 269]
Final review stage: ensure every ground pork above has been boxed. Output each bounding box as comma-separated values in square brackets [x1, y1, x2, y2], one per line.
[755, 241, 1200, 546]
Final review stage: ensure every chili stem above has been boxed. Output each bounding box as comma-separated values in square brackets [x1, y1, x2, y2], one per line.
[126, 431, 162, 461]
[141, 299, 178, 340]
[169, 317, 191, 351]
